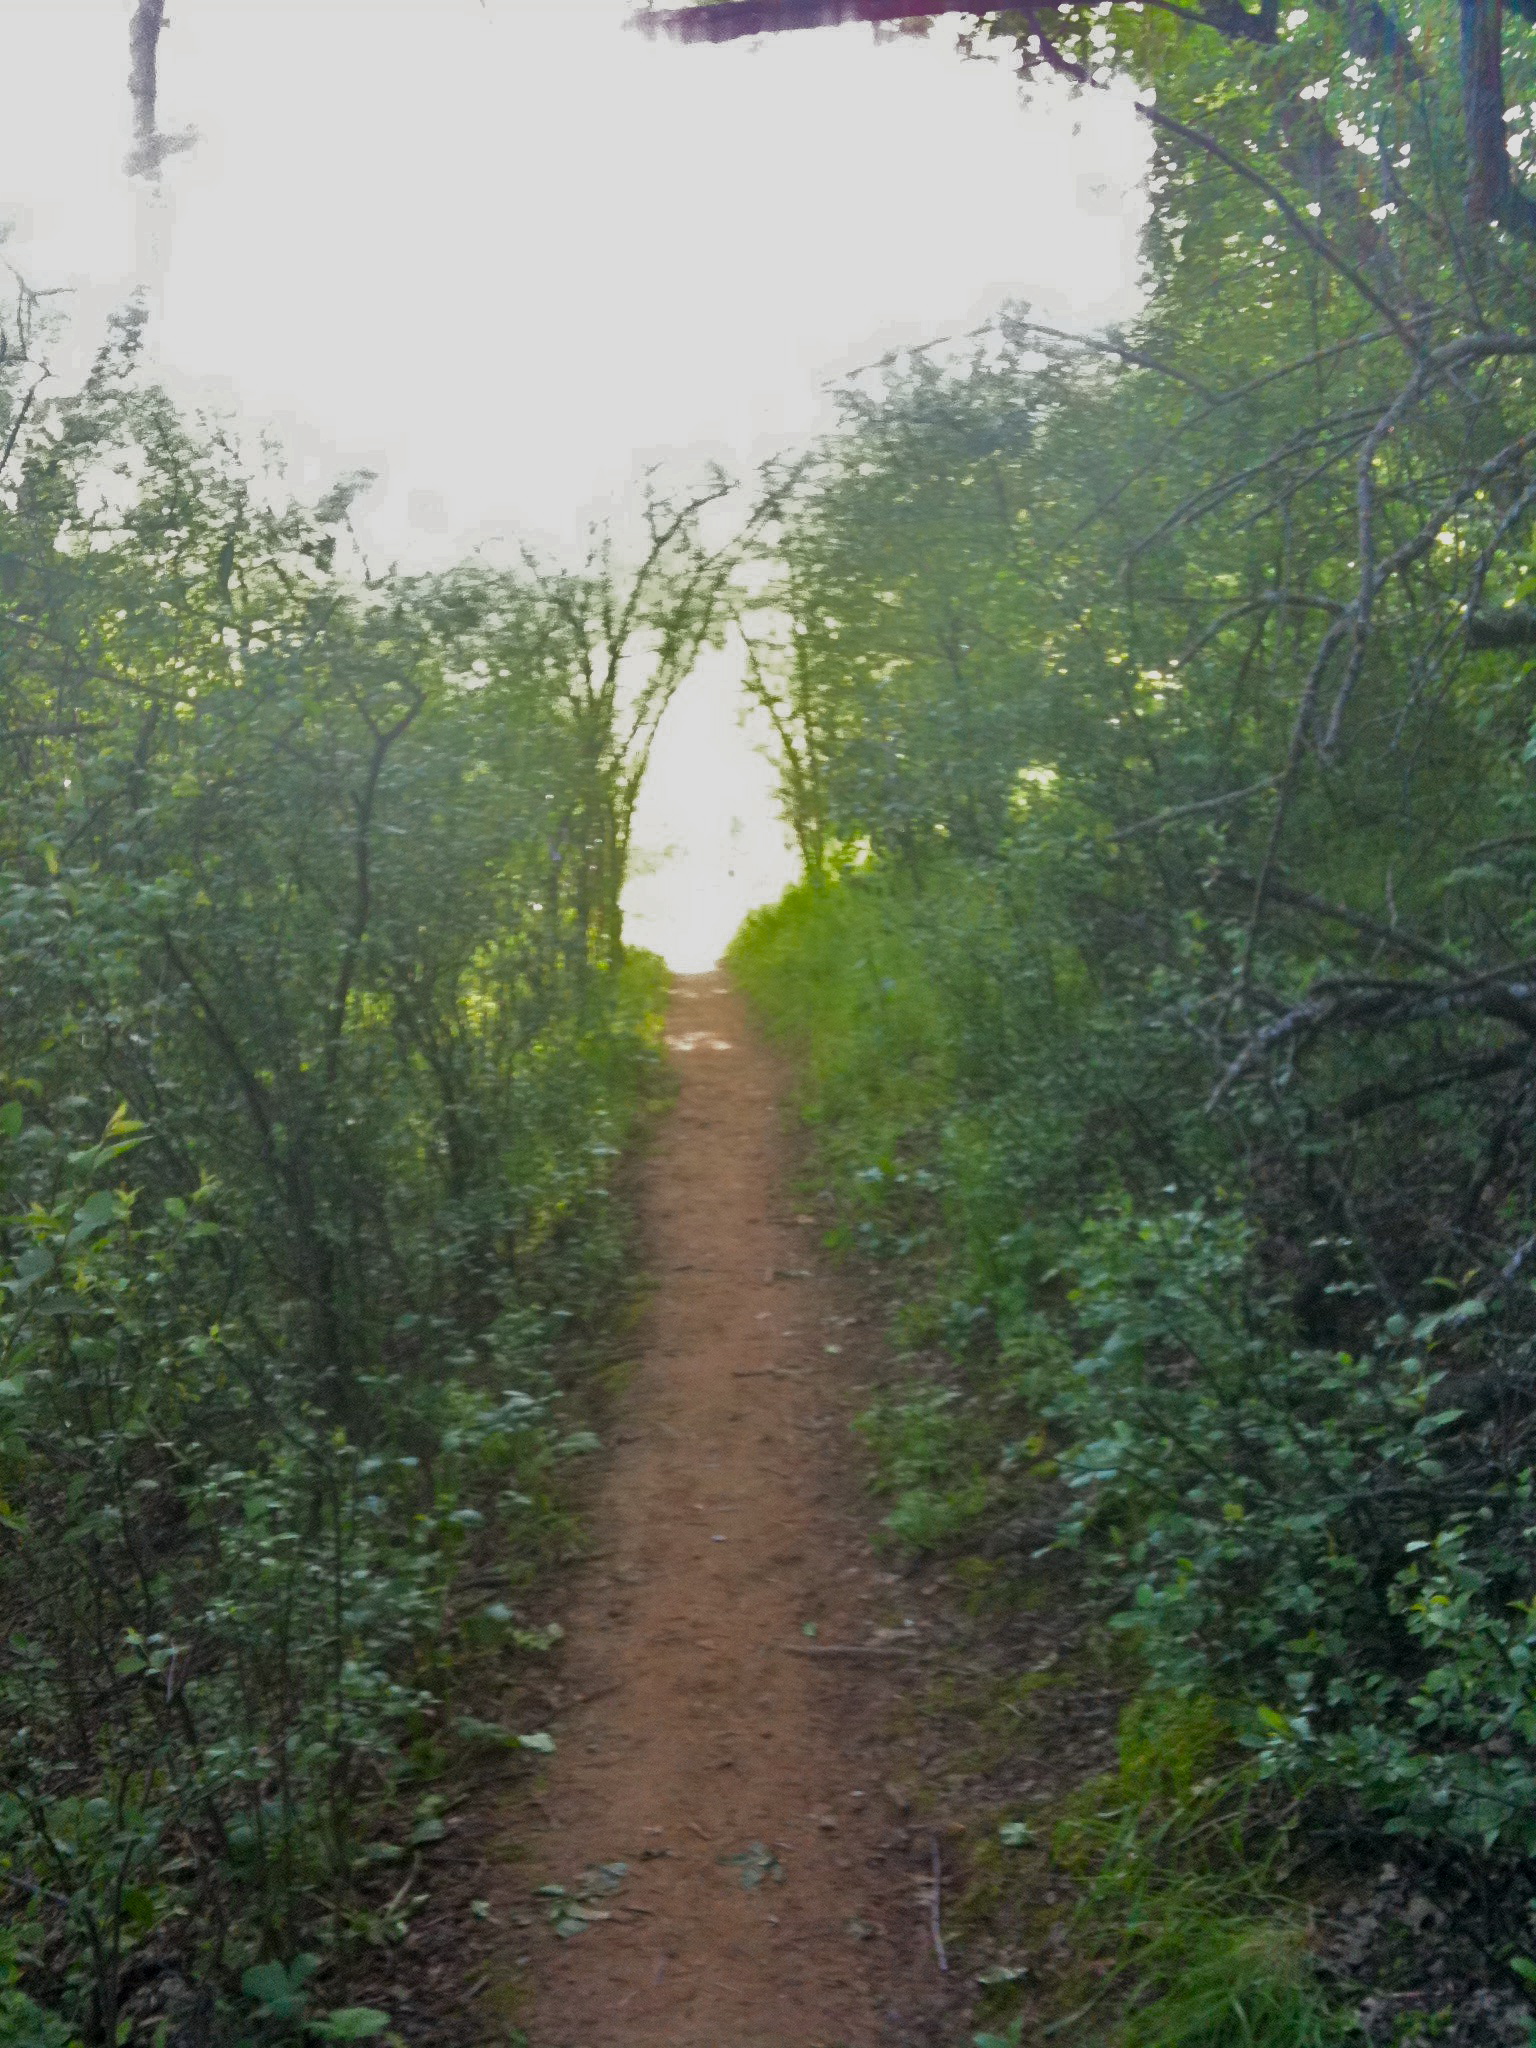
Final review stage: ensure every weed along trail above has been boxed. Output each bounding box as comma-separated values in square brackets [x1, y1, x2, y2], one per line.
[511, 974, 938, 2048]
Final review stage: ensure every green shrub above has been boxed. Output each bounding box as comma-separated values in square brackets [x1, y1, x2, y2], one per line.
[0, 313, 676, 2034]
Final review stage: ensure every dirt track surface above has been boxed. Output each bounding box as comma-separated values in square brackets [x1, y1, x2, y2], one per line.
[516, 974, 939, 2048]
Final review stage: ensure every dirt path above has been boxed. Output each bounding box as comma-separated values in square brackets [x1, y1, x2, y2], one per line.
[513, 974, 939, 2048]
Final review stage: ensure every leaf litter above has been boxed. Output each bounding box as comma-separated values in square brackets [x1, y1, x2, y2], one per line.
[537, 1860, 631, 1937]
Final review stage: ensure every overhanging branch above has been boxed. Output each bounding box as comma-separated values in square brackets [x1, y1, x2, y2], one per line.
[633, 0, 978, 38]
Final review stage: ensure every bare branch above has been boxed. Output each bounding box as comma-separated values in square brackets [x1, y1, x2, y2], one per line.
[1110, 777, 1280, 840]
[998, 313, 1217, 400]
[1209, 963, 1536, 1107]
[633, 0, 977, 41]
[1212, 868, 1464, 970]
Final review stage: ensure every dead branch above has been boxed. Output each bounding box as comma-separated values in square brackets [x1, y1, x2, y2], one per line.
[1323, 337, 1536, 754]
[929, 1836, 949, 1974]
[780, 1640, 920, 1657]
[1172, 592, 1345, 672]
[1209, 964, 1536, 1108]
[1128, 410, 1379, 564]
[1463, 474, 1536, 646]
[1111, 778, 1280, 840]
[1322, 410, 1536, 755]
[1338, 1045, 1530, 1120]
[634, 0, 1281, 42]
[1211, 869, 1464, 970]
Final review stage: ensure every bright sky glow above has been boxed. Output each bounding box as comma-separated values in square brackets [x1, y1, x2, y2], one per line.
[1, 0, 1147, 966]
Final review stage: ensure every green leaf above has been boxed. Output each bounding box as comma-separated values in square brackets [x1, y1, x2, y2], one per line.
[453, 1714, 516, 1747]
[0, 1103, 22, 1139]
[511, 1622, 563, 1653]
[310, 2009, 390, 2040]
[516, 1730, 556, 1754]
[242, 1963, 309, 2020]
[554, 1430, 601, 1458]
[119, 1886, 156, 1934]
[71, 1191, 119, 1234]
[240, 1964, 290, 2004]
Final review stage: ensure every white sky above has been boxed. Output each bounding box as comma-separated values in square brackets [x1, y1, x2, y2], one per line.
[1, 0, 1147, 967]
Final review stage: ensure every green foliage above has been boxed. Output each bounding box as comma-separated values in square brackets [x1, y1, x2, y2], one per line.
[1118, 1921, 1344, 2048]
[1050, 1702, 1350, 2048]
[239, 1956, 387, 2039]
[0, 299, 679, 2035]
[0, 1931, 75, 2048]
[731, 0, 1536, 2010]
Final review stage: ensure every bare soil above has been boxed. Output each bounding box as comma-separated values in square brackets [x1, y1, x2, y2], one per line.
[510, 974, 952, 2048]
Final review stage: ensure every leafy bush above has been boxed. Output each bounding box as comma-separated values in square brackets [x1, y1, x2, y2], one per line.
[729, 5, 1536, 1986]
[0, 300, 686, 2036]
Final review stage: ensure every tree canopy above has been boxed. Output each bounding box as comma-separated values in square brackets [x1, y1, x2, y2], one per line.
[637, 0, 1536, 230]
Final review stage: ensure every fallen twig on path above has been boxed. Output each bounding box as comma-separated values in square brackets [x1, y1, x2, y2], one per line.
[574, 1682, 625, 1707]
[780, 1642, 919, 1659]
[929, 1836, 949, 1974]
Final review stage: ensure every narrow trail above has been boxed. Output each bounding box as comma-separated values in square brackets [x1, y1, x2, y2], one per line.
[512, 973, 941, 2048]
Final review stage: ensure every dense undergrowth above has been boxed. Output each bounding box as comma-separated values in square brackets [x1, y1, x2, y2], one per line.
[0, 291, 716, 2044]
[727, 0, 1536, 2034]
